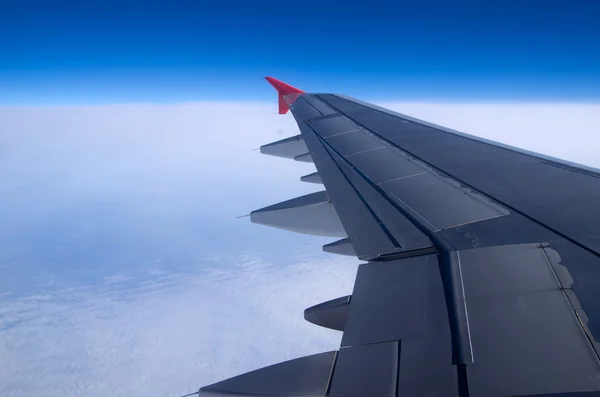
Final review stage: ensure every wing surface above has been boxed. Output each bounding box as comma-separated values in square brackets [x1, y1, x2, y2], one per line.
[198, 78, 600, 397]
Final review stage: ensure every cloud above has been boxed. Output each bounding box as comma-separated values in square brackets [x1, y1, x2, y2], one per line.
[0, 100, 599, 397]
[0, 252, 358, 397]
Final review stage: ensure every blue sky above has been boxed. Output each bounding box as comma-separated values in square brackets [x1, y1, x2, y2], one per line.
[1, 0, 599, 103]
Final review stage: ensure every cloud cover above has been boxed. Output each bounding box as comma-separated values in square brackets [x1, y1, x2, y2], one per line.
[0, 101, 599, 397]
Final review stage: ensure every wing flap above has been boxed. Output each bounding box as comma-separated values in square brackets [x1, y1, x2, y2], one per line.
[327, 341, 399, 397]
[461, 244, 600, 396]
[341, 254, 451, 347]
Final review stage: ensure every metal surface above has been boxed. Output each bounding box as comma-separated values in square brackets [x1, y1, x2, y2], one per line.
[260, 134, 307, 159]
[301, 171, 323, 184]
[328, 341, 399, 397]
[382, 171, 505, 230]
[323, 141, 433, 254]
[461, 244, 600, 396]
[287, 95, 321, 121]
[316, 92, 600, 339]
[294, 152, 314, 163]
[301, 95, 338, 116]
[324, 129, 384, 156]
[304, 295, 351, 331]
[299, 123, 401, 259]
[318, 93, 600, 256]
[250, 190, 346, 237]
[307, 115, 359, 138]
[341, 255, 449, 347]
[199, 351, 336, 396]
[343, 146, 425, 184]
[322, 238, 355, 256]
[203, 81, 600, 397]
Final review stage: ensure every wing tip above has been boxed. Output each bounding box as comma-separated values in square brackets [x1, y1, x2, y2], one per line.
[264, 76, 305, 95]
[264, 76, 304, 115]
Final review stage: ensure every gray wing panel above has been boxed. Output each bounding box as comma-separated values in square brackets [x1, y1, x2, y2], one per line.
[319, 140, 433, 254]
[250, 191, 346, 237]
[301, 95, 338, 116]
[201, 90, 600, 397]
[306, 107, 510, 233]
[299, 123, 399, 259]
[346, 146, 425, 184]
[316, 92, 600, 343]
[308, 115, 360, 138]
[199, 351, 336, 396]
[382, 172, 504, 230]
[341, 254, 451, 347]
[339, 254, 459, 396]
[460, 244, 600, 396]
[289, 96, 323, 122]
[317, 93, 600, 255]
[300, 121, 433, 259]
[323, 130, 385, 156]
[328, 342, 399, 397]
[260, 135, 307, 159]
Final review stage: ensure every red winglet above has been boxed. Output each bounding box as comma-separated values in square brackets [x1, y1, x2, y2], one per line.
[265, 76, 305, 115]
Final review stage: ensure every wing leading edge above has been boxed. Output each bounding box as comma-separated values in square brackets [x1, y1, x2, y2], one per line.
[197, 78, 600, 397]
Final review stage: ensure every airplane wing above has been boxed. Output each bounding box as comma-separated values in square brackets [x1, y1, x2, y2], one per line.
[198, 78, 600, 397]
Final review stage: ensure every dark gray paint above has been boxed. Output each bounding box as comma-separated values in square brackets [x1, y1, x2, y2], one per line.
[441, 212, 558, 250]
[301, 171, 323, 184]
[322, 238, 356, 256]
[341, 255, 450, 347]
[317, 93, 600, 339]
[460, 244, 600, 396]
[250, 190, 346, 237]
[382, 172, 505, 230]
[301, 94, 338, 116]
[299, 123, 400, 259]
[324, 129, 384, 157]
[288, 96, 322, 122]
[202, 91, 600, 397]
[294, 152, 313, 163]
[252, 190, 329, 212]
[328, 342, 399, 397]
[342, 146, 425, 184]
[307, 116, 359, 138]
[260, 134, 307, 159]
[304, 295, 351, 331]
[318, 94, 600, 261]
[323, 141, 433, 254]
[397, 336, 459, 397]
[199, 351, 335, 396]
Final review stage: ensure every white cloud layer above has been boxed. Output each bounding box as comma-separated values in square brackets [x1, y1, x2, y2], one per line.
[0, 252, 357, 397]
[0, 100, 599, 397]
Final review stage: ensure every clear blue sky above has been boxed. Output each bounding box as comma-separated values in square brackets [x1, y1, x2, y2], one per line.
[1, 0, 599, 104]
